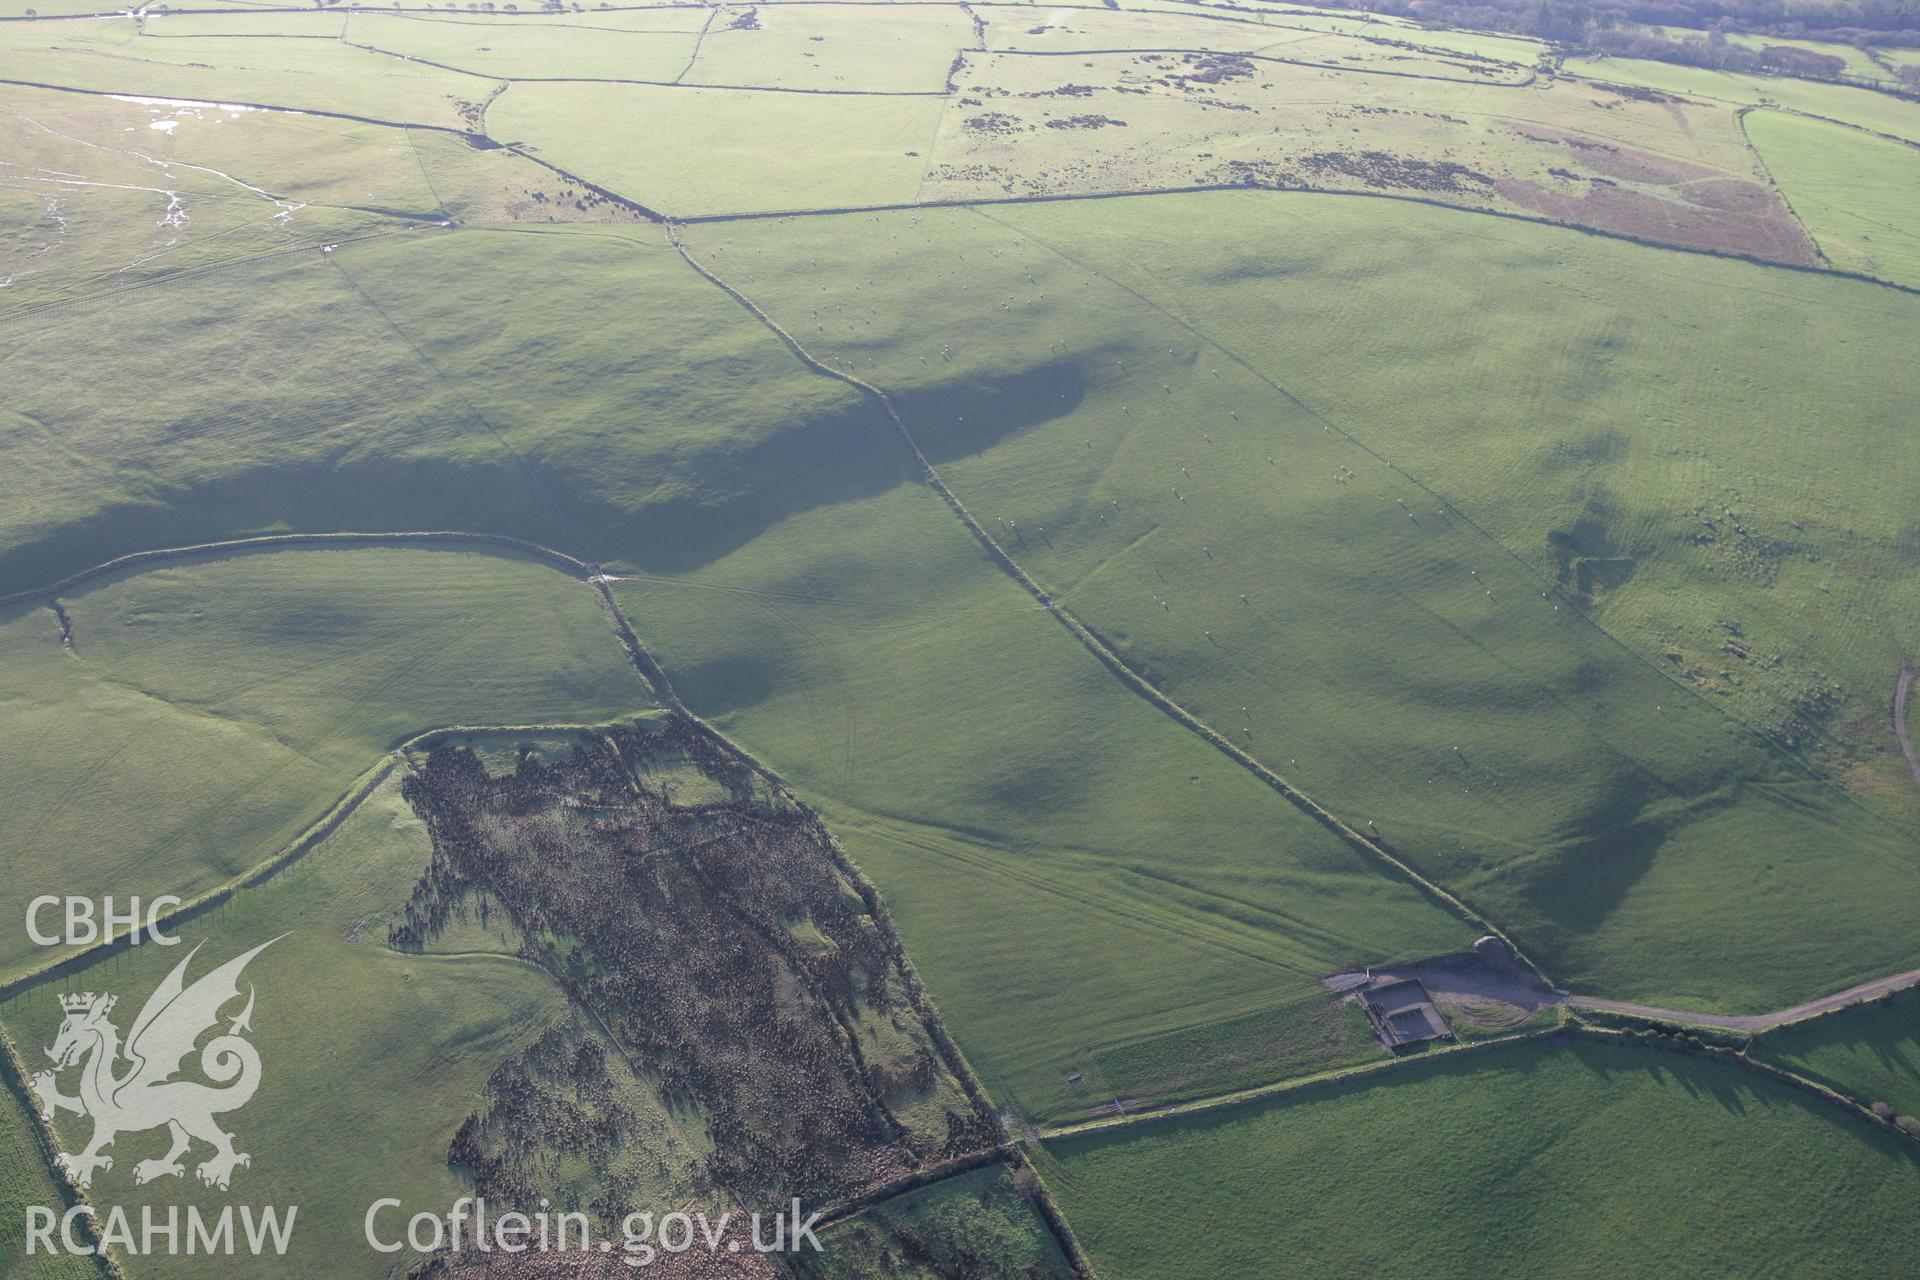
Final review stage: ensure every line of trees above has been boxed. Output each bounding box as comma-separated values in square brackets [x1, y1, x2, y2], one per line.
[1354, 0, 1920, 57]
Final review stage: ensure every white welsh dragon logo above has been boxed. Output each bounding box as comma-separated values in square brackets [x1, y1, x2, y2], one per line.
[31, 938, 281, 1191]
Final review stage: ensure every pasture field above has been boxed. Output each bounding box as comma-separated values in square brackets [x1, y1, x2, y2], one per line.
[1088, 990, 1386, 1109]
[1722, 31, 1902, 84]
[797, 1162, 1074, 1279]
[0, 249, 569, 588]
[0, 224, 869, 590]
[488, 81, 947, 214]
[922, 46, 1811, 263]
[980, 7, 1336, 55]
[290, 224, 1469, 1121]
[1757, 988, 1920, 1121]
[1041, 1036, 1920, 1279]
[0, 4, 1878, 266]
[343, 12, 703, 83]
[325, 226, 884, 570]
[973, 3, 1547, 65]
[1563, 54, 1920, 143]
[1591, 24, 1909, 87]
[0, 1078, 96, 1280]
[0, 545, 650, 981]
[678, 202, 1920, 1013]
[0, 21, 496, 130]
[139, 12, 351, 40]
[0, 0, 141, 12]
[0, 772, 601, 1280]
[1743, 108, 1920, 287]
[2, 0, 1919, 1273]
[971, 191, 1920, 807]
[0, 84, 410, 313]
[607, 462, 1473, 1121]
[681, 3, 976, 93]
[402, 125, 661, 224]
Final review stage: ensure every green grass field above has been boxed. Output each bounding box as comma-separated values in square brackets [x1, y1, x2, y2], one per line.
[4, 2, 1920, 1271]
[136, 12, 352, 40]
[0, 83, 408, 313]
[0, 20, 496, 130]
[978, 2, 1546, 65]
[607, 463, 1472, 1121]
[1042, 1035, 1920, 1278]
[0, 544, 650, 981]
[683, 3, 975, 93]
[1088, 990, 1386, 1109]
[1588, 23, 1910, 87]
[279, 227, 1466, 1125]
[676, 199, 1920, 1014]
[0, 1072, 98, 1280]
[490, 81, 947, 214]
[967, 190, 1920, 812]
[1564, 54, 1920, 143]
[1757, 988, 1920, 1120]
[799, 1162, 1073, 1279]
[0, 771, 618, 1280]
[0, 224, 863, 591]
[344, 10, 703, 82]
[1744, 108, 1920, 288]
[922, 42, 1806, 262]
[0, 248, 573, 588]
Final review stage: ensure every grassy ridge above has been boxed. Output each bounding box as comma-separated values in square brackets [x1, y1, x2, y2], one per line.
[0, 20, 496, 129]
[0, 247, 579, 590]
[0, 545, 650, 980]
[1, 217, 1469, 1120]
[678, 201, 1920, 1013]
[1042, 1036, 1920, 1278]
[983, 190, 1920, 809]
[329, 226, 881, 574]
[609, 466, 1471, 1122]
[319, 225, 1472, 1117]
[0, 225, 866, 591]
[0, 85, 414, 314]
